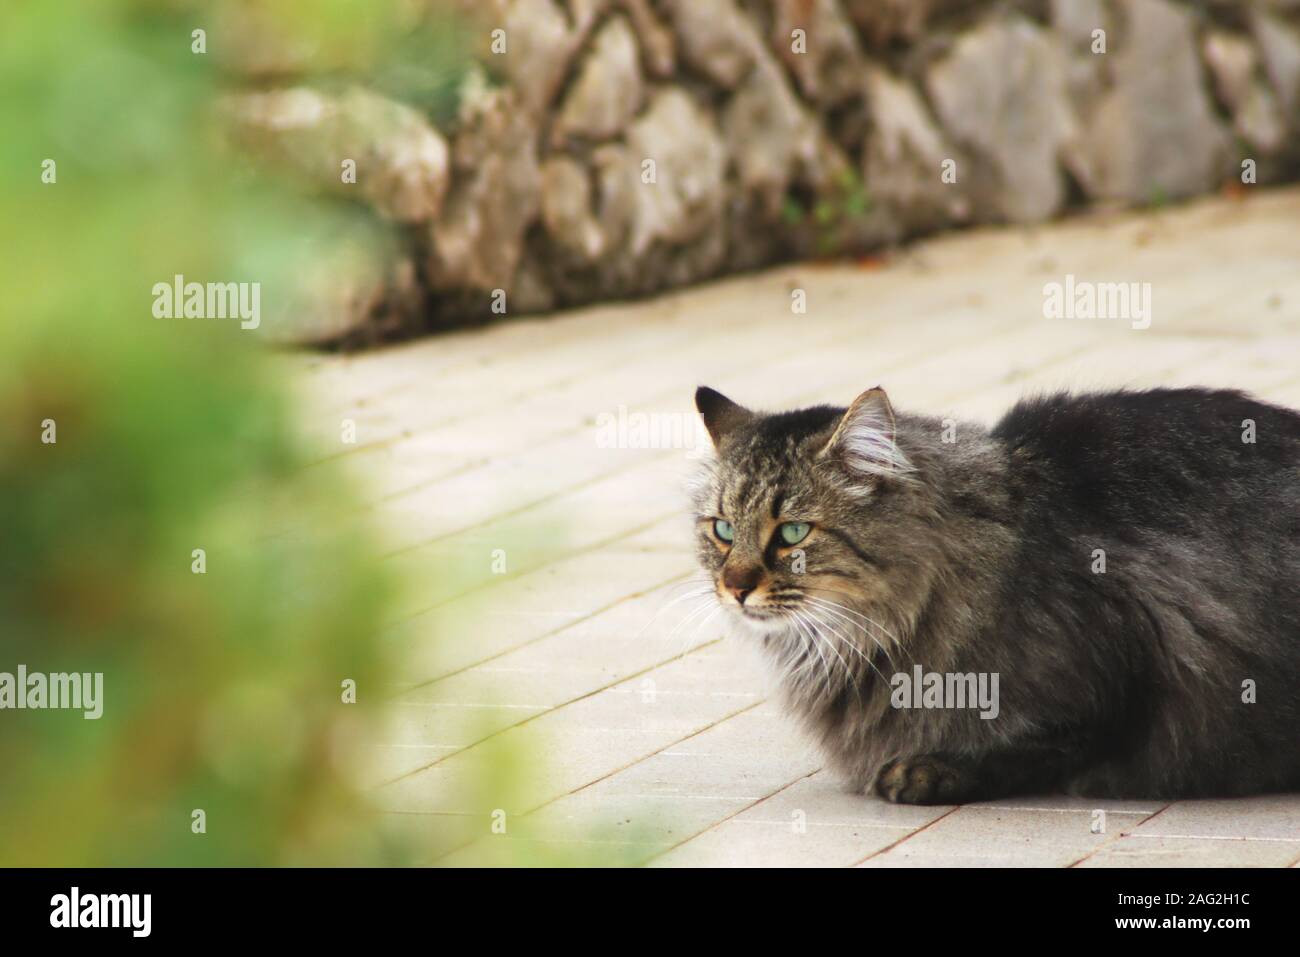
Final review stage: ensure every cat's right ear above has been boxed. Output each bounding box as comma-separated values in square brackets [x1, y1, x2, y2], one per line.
[695, 387, 752, 447]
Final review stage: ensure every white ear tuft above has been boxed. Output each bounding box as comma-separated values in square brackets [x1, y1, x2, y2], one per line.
[820, 387, 914, 479]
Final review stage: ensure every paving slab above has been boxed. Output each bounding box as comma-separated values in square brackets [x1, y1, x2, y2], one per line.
[290, 188, 1300, 867]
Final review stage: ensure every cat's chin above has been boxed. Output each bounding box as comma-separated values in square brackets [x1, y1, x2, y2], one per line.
[727, 607, 794, 640]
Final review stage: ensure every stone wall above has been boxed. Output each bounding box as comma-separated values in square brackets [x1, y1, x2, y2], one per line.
[221, 0, 1300, 345]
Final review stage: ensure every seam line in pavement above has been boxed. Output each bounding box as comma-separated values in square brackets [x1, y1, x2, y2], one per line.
[426, 699, 767, 864]
[381, 637, 728, 787]
[642, 768, 823, 866]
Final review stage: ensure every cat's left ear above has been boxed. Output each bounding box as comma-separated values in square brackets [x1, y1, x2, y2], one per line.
[819, 387, 914, 479]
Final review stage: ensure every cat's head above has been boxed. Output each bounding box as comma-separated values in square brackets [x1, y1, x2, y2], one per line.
[690, 385, 930, 656]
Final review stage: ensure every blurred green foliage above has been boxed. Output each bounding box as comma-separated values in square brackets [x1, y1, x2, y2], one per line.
[0, 0, 414, 866]
[0, 0, 655, 867]
[207, 0, 477, 125]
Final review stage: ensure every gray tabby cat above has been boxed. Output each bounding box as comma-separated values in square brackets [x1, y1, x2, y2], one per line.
[691, 385, 1300, 803]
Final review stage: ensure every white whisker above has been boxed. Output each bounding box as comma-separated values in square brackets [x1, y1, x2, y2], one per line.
[677, 605, 723, 660]
[801, 590, 911, 665]
[662, 595, 717, 652]
[633, 584, 713, 640]
[790, 609, 833, 688]
[793, 608, 851, 689]
[800, 595, 903, 671]
[804, 606, 890, 687]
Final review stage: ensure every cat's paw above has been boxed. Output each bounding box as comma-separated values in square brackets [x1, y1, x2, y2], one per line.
[875, 755, 969, 805]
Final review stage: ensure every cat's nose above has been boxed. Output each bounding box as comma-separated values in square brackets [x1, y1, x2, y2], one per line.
[722, 565, 763, 605]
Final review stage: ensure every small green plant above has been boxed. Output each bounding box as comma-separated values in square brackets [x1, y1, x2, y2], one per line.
[783, 167, 874, 257]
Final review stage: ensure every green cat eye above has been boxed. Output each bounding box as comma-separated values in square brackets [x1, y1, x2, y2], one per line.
[713, 519, 734, 543]
[779, 522, 811, 546]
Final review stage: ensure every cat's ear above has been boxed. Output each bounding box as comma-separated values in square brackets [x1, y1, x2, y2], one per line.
[819, 387, 914, 479]
[695, 386, 752, 447]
